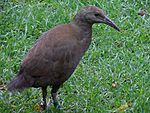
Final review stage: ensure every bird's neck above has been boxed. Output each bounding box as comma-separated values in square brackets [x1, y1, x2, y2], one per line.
[72, 20, 93, 40]
[72, 20, 93, 53]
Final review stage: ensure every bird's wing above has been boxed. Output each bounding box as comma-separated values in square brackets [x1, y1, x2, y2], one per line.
[21, 31, 80, 77]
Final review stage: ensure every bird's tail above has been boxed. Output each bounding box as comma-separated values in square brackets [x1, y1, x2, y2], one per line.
[7, 74, 32, 91]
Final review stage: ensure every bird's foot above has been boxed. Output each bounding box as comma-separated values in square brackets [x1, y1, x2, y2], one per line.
[54, 101, 61, 109]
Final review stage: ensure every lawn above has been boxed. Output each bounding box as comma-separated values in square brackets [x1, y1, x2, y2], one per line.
[0, 0, 150, 112]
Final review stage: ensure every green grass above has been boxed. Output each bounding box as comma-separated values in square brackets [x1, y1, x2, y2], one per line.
[0, 0, 150, 112]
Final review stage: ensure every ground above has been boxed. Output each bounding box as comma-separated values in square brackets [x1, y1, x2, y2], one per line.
[0, 0, 150, 113]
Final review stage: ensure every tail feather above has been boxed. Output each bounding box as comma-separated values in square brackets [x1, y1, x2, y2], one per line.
[7, 74, 32, 91]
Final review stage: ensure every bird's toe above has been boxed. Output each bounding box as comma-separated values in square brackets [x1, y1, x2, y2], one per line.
[54, 101, 61, 109]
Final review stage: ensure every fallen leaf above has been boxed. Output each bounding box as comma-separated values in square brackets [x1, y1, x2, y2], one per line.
[112, 81, 118, 88]
[113, 102, 132, 112]
[34, 102, 43, 111]
[138, 9, 147, 16]
[0, 85, 7, 90]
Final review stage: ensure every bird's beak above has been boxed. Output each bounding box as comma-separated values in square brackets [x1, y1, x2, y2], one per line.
[103, 16, 120, 31]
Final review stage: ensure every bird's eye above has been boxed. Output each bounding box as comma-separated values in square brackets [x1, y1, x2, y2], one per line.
[94, 13, 99, 17]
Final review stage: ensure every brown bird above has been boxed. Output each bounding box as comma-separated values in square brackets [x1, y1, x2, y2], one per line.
[8, 6, 120, 110]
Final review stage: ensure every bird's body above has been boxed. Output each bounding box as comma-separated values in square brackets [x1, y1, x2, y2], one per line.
[9, 23, 92, 90]
[8, 6, 120, 110]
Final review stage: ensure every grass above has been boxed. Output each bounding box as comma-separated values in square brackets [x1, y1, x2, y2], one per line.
[0, 0, 150, 112]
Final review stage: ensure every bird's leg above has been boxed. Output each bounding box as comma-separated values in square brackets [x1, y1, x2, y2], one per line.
[51, 85, 60, 109]
[41, 86, 47, 110]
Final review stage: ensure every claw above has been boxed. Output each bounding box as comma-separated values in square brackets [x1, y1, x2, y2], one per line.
[54, 101, 61, 109]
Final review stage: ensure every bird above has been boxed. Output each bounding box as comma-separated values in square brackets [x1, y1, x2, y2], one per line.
[7, 6, 120, 110]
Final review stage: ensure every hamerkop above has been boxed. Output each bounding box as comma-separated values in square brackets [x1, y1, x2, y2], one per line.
[8, 6, 120, 110]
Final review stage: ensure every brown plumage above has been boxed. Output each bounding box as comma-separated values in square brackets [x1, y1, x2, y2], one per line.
[8, 6, 120, 109]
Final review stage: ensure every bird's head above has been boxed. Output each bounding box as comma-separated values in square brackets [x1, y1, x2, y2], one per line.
[74, 6, 120, 31]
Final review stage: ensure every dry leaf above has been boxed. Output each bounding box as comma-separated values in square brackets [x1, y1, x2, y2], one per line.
[0, 85, 7, 90]
[138, 9, 147, 16]
[113, 103, 132, 112]
[112, 81, 117, 88]
[34, 102, 43, 111]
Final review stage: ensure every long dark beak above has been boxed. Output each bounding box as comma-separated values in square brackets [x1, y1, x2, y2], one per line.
[103, 16, 120, 31]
